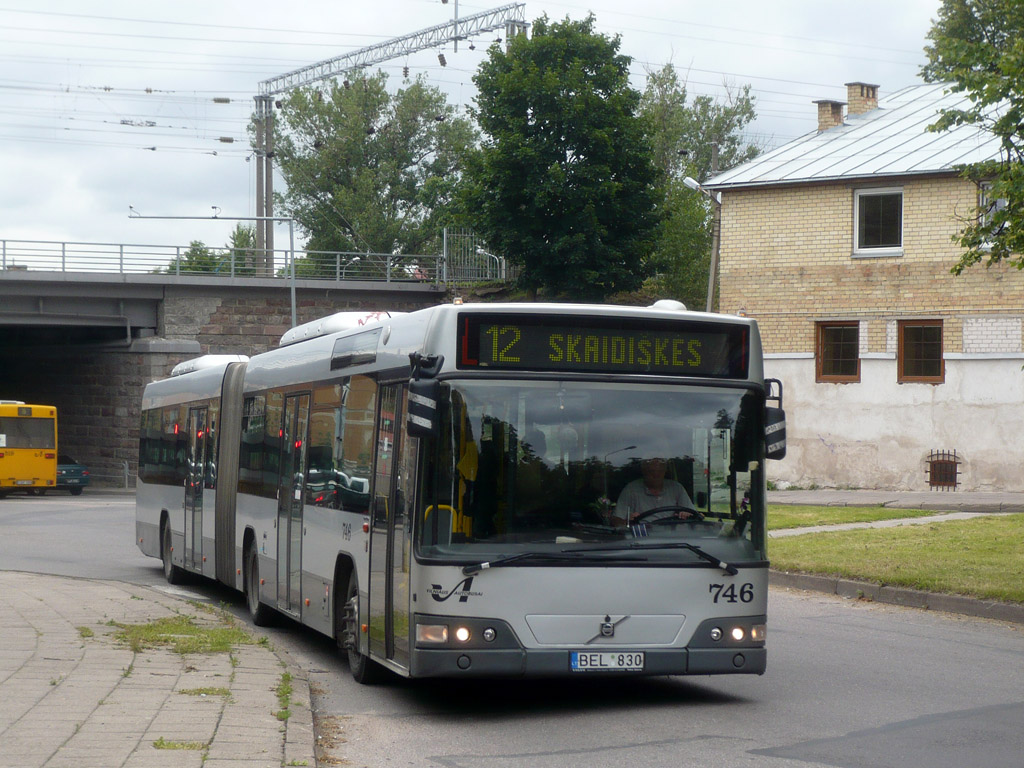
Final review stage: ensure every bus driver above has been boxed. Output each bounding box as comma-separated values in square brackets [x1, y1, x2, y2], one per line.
[611, 445, 694, 528]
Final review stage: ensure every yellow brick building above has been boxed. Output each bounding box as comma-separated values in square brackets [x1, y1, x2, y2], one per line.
[707, 82, 1024, 491]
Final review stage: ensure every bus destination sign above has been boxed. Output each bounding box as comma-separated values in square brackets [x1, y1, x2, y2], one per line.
[458, 314, 749, 378]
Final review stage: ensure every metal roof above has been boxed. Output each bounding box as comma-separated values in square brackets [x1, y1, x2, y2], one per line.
[706, 82, 1003, 190]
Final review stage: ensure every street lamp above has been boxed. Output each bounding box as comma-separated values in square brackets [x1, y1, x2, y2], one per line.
[130, 211, 299, 328]
[683, 176, 722, 314]
[341, 256, 361, 279]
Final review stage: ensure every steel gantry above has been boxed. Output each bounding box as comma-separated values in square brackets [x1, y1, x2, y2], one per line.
[252, 3, 527, 263]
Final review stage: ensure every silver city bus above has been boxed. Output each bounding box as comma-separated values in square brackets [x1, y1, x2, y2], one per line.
[136, 302, 786, 682]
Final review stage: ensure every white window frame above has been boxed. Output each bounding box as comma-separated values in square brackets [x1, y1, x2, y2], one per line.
[978, 181, 1007, 251]
[853, 186, 904, 256]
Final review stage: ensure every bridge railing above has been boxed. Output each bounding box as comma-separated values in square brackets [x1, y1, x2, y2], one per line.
[0, 240, 446, 284]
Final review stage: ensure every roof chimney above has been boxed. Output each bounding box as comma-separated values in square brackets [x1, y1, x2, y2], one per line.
[846, 82, 879, 115]
[813, 99, 846, 132]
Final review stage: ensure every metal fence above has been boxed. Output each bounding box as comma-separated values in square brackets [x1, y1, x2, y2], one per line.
[442, 228, 517, 283]
[0, 240, 444, 284]
[0, 235, 516, 287]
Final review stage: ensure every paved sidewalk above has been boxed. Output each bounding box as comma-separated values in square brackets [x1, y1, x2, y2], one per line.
[0, 572, 315, 768]
[768, 488, 1024, 513]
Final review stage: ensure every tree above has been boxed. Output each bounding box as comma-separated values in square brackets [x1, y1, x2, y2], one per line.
[462, 15, 661, 301]
[639, 64, 759, 309]
[922, 0, 1024, 273]
[157, 226, 259, 275]
[161, 240, 218, 274]
[226, 223, 258, 274]
[272, 70, 476, 273]
[641, 64, 758, 184]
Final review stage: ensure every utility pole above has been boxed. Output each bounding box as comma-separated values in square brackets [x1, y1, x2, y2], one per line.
[252, 3, 526, 260]
[706, 140, 720, 313]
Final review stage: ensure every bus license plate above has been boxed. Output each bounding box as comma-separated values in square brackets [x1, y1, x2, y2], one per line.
[570, 651, 644, 672]
[15, 480, 33, 486]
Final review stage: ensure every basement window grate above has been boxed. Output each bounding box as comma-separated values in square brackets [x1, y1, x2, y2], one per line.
[926, 450, 959, 491]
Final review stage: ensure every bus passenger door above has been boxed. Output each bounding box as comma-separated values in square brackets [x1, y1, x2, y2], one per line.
[276, 393, 310, 617]
[184, 407, 208, 571]
[369, 385, 414, 669]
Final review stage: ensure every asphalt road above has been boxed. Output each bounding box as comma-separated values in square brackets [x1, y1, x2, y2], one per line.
[4, 492, 1024, 767]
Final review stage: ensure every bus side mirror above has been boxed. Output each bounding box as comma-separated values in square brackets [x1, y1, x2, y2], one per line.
[407, 379, 440, 439]
[765, 407, 786, 460]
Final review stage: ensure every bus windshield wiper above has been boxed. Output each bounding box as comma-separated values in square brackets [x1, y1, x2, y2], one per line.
[560, 542, 738, 576]
[462, 550, 646, 576]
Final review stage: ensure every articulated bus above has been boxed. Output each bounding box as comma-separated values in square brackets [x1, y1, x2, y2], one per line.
[136, 302, 786, 682]
[0, 401, 58, 498]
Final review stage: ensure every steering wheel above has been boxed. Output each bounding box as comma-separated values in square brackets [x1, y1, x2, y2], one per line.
[630, 505, 705, 524]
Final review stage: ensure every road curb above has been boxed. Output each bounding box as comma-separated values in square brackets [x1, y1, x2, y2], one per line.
[769, 569, 1024, 625]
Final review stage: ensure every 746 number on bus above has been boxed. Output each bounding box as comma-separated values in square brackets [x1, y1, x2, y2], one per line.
[709, 583, 755, 603]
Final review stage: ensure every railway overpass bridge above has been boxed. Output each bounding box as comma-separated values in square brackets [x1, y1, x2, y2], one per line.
[0, 240, 453, 487]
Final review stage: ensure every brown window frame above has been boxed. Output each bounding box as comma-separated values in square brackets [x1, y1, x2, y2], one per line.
[816, 321, 861, 383]
[898, 320, 944, 384]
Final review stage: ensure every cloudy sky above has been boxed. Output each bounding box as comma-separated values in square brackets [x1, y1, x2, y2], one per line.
[1, 0, 941, 251]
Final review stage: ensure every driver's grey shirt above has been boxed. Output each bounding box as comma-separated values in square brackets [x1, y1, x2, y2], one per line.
[614, 479, 693, 521]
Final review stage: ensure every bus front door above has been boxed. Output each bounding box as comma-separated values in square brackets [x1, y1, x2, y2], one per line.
[276, 393, 310, 617]
[184, 407, 208, 572]
[369, 385, 414, 669]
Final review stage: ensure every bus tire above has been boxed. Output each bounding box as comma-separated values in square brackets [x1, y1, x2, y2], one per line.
[343, 571, 383, 685]
[160, 519, 186, 585]
[245, 544, 275, 627]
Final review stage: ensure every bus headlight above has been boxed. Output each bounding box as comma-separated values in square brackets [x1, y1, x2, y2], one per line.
[416, 624, 448, 644]
[751, 624, 766, 642]
[731, 626, 746, 641]
[454, 626, 471, 643]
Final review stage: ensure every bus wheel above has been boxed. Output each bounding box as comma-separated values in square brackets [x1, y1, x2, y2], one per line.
[160, 520, 186, 585]
[245, 545, 274, 627]
[343, 572, 382, 685]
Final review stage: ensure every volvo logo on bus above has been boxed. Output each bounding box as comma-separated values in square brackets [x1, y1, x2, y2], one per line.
[601, 616, 616, 637]
[428, 577, 482, 603]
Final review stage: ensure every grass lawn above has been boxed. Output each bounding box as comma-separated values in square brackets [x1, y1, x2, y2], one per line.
[769, 515, 1024, 604]
[768, 504, 941, 530]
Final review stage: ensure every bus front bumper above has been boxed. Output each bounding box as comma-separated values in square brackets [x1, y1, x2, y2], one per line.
[410, 647, 766, 678]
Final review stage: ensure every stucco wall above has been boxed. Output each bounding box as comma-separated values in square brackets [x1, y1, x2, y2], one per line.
[766, 355, 1024, 491]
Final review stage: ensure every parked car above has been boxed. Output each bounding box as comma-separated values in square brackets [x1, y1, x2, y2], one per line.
[55, 454, 90, 495]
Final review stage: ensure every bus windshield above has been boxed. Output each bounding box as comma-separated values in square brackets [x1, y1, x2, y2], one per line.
[416, 380, 766, 564]
[0, 415, 56, 449]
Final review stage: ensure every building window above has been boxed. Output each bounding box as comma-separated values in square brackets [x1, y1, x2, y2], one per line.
[979, 182, 1007, 249]
[816, 322, 860, 382]
[898, 320, 944, 383]
[926, 450, 960, 490]
[854, 187, 903, 253]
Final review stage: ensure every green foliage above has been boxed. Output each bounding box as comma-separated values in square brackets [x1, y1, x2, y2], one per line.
[640, 64, 758, 184]
[639, 63, 759, 310]
[162, 240, 217, 274]
[225, 223, 260, 275]
[922, 0, 1024, 273]
[462, 15, 661, 301]
[112, 614, 255, 654]
[767, 504, 942, 531]
[273, 70, 476, 274]
[158, 224, 260, 275]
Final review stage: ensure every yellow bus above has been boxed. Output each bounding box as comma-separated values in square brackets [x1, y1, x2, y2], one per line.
[0, 401, 58, 498]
